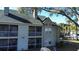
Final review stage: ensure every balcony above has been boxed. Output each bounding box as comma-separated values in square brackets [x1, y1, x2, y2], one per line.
[0, 31, 18, 37]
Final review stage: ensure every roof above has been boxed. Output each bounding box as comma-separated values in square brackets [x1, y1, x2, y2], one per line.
[38, 16, 57, 25]
[7, 13, 31, 23]
[0, 10, 43, 25]
[38, 15, 46, 21]
[9, 10, 43, 25]
[0, 10, 26, 24]
[38, 16, 62, 28]
[44, 17, 57, 25]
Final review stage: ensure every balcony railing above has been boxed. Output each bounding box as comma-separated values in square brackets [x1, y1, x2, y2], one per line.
[0, 31, 18, 37]
[29, 32, 42, 36]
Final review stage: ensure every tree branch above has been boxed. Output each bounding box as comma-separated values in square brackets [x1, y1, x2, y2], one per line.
[43, 8, 79, 27]
[62, 13, 79, 26]
[72, 7, 79, 15]
[42, 8, 61, 14]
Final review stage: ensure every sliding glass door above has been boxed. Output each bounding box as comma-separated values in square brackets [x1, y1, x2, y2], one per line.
[28, 38, 42, 49]
[0, 39, 17, 51]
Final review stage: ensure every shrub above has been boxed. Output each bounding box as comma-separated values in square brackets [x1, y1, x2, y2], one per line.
[56, 41, 64, 48]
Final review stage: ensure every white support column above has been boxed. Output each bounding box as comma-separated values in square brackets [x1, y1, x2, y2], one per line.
[17, 25, 28, 51]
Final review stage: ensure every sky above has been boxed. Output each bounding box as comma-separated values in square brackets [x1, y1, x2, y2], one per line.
[38, 10, 67, 24]
[0, 7, 67, 24]
[0, 7, 17, 10]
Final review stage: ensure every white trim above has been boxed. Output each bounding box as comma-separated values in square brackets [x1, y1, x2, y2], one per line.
[29, 36, 42, 38]
[29, 24, 43, 26]
[0, 22, 30, 25]
[0, 37, 18, 39]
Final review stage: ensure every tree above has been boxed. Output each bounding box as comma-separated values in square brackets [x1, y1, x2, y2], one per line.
[17, 7, 79, 26]
[66, 19, 71, 36]
[17, 7, 79, 40]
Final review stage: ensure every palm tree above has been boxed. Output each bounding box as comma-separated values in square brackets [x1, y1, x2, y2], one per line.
[66, 19, 71, 37]
[75, 15, 79, 40]
[67, 18, 78, 40]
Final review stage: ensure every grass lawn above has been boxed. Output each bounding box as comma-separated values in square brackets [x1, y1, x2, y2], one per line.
[63, 40, 79, 43]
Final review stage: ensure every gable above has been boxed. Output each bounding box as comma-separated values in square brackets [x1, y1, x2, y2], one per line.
[43, 18, 55, 25]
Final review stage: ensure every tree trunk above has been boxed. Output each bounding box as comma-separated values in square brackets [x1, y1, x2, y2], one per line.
[76, 25, 78, 40]
[69, 25, 71, 39]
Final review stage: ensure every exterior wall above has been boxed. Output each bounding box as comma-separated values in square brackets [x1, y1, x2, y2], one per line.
[42, 25, 58, 47]
[17, 25, 28, 51]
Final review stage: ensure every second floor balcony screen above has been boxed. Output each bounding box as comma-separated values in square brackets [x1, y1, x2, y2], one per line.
[0, 31, 18, 37]
[29, 32, 42, 36]
[0, 24, 18, 37]
[29, 26, 42, 36]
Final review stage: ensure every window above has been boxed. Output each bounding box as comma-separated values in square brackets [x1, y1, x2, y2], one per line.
[0, 24, 18, 37]
[28, 38, 35, 45]
[9, 39, 17, 46]
[9, 25, 18, 36]
[9, 31, 18, 36]
[0, 31, 8, 37]
[36, 38, 42, 48]
[0, 39, 17, 51]
[0, 47, 8, 51]
[29, 26, 35, 36]
[36, 27, 42, 32]
[28, 38, 42, 49]
[36, 38, 41, 45]
[0, 24, 9, 31]
[45, 28, 52, 32]
[28, 38, 36, 49]
[0, 39, 8, 46]
[29, 26, 42, 36]
[10, 25, 18, 31]
[36, 27, 42, 36]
